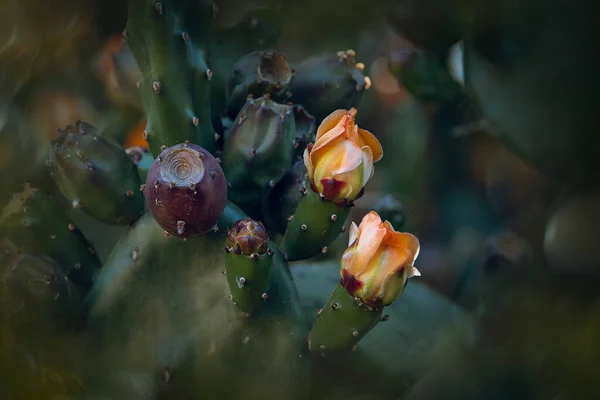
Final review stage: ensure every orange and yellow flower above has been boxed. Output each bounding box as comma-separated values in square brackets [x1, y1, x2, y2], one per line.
[341, 211, 420, 307]
[303, 108, 383, 204]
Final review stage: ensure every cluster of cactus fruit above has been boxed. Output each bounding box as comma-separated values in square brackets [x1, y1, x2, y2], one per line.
[1, 1, 425, 398]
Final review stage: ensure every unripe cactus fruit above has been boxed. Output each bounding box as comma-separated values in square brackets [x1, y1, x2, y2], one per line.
[50, 121, 145, 225]
[226, 50, 294, 119]
[144, 143, 227, 237]
[224, 218, 273, 313]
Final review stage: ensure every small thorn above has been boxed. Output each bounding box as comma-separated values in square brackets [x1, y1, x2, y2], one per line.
[224, 246, 232, 254]
[215, 157, 222, 164]
[49, 234, 56, 240]
[352, 330, 359, 337]
[210, 170, 217, 179]
[330, 214, 338, 222]
[261, 293, 268, 300]
[221, 268, 227, 275]
[189, 183, 196, 191]
[237, 277, 246, 289]
[88, 247, 95, 255]
[161, 145, 167, 151]
[300, 188, 308, 195]
[319, 193, 326, 200]
[355, 62, 365, 71]
[287, 215, 294, 222]
[319, 345, 326, 353]
[266, 248, 274, 256]
[269, 180, 276, 187]
[341, 225, 347, 233]
[142, 130, 148, 140]
[238, 114, 247, 125]
[206, 69, 213, 80]
[199, 152, 205, 160]
[131, 247, 140, 261]
[192, 117, 199, 126]
[214, 133, 220, 142]
[250, 253, 259, 261]
[74, 263, 81, 270]
[86, 162, 94, 171]
[153, 81, 162, 94]
[182, 32, 189, 42]
[249, 149, 257, 157]
[321, 247, 328, 254]
[158, 155, 163, 162]
[126, 190, 134, 197]
[76, 150, 84, 158]
[293, 141, 300, 149]
[68, 223, 76, 231]
[164, 231, 170, 237]
[169, 181, 176, 189]
[381, 314, 389, 322]
[364, 76, 372, 90]
[122, 30, 127, 39]
[212, 225, 219, 232]
[155, 1, 163, 14]
[176, 221, 185, 235]
[229, 294, 234, 301]
[140, 184, 147, 192]
[300, 224, 307, 232]
[227, 182, 232, 188]
[72, 199, 80, 209]
[331, 302, 340, 311]
[22, 219, 31, 227]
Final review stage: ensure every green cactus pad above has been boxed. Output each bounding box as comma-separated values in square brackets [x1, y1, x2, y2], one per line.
[308, 282, 382, 354]
[289, 50, 367, 121]
[281, 188, 350, 261]
[222, 95, 295, 214]
[126, 0, 217, 156]
[50, 121, 145, 225]
[0, 184, 101, 287]
[224, 252, 273, 314]
[388, 47, 463, 103]
[83, 211, 309, 398]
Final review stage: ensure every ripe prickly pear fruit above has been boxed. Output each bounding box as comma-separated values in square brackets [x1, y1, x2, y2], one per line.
[373, 194, 406, 231]
[1, 253, 83, 330]
[289, 50, 369, 121]
[144, 142, 227, 237]
[292, 104, 316, 161]
[263, 160, 308, 235]
[50, 121, 145, 225]
[0, 184, 101, 287]
[224, 218, 273, 314]
[222, 95, 295, 214]
[226, 50, 294, 118]
[388, 45, 463, 103]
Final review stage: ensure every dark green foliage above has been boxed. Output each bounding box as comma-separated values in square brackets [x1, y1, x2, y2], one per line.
[222, 95, 295, 214]
[126, 0, 217, 156]
[50, 121, 145, 225]
[0, 184, 101, 287]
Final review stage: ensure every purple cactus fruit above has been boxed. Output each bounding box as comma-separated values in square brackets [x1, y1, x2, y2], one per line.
[144, 143, 227, 237]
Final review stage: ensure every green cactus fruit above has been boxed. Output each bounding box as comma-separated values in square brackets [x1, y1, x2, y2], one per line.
[226, 50, 294, 119]
[289, 50, 368, 121]
[50, 121, 145, 225]
[0, 253, 83, 330]
[83, 210, 309, 399]
[126, 0, 217, 156]
[292, 104, 316, 161]
[388, 46, 463, 103]
[263, 159, 308, 235]
[0, 184, 101, 287]
[125, 146, 154, 183]
[224, 218, 273, 314]
[307, 282, 383, 354]
[144, 142, 227, 237]
[281, 187, 350, 261]
[222, 95, 295, 214]
[373, 194, 407, 231]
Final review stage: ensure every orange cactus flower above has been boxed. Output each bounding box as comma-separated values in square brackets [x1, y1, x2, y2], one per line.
[123, 119, 148, 150]
[303, 108, 383, 204]
[341, 211, 420, 307]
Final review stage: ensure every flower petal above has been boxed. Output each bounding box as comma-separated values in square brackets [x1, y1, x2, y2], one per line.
[348, 221, 360, 246]
[386, 231, 420, 265]
[312, 140, 363, 184]
[303, 147, 314, 179]
[311, 123, 346, 158]
[316, 109, 348, 140]
[366, 245, 412, 300]
[346, 213, 386, 277]
[359, 145, 374, 189]
[358, 128, 383, 162]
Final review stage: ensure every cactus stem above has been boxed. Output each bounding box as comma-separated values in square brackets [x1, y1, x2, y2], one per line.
[131, 247, 140, 261]
[126, 190, 134, 197]
[237, 277, 246, 288]
[330, 214, 338, 222]
[153, 81, 162, 94]
[300, 224, 307, 232]
[192, 117, 199, 126]
[140, 184, 147, 192]
[68, 223, 76, 231]
[321, 247, 328, 254]
[155, 1, 163, 14]
[331, 302, 340, 311]
[72, 199, 80, 209]
[176, 220, 186, 235]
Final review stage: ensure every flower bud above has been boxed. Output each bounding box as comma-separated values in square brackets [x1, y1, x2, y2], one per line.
[340, 211, 420, 307]
[226, 218, 269, 256]
[303, 108, 383, 204]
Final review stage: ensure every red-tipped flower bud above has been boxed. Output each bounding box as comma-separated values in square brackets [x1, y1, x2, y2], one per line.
[226, 218, 269, 256]
[144, 143, 227, 237]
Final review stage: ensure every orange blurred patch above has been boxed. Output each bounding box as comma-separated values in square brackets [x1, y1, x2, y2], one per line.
[123, 119, 148, 150]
